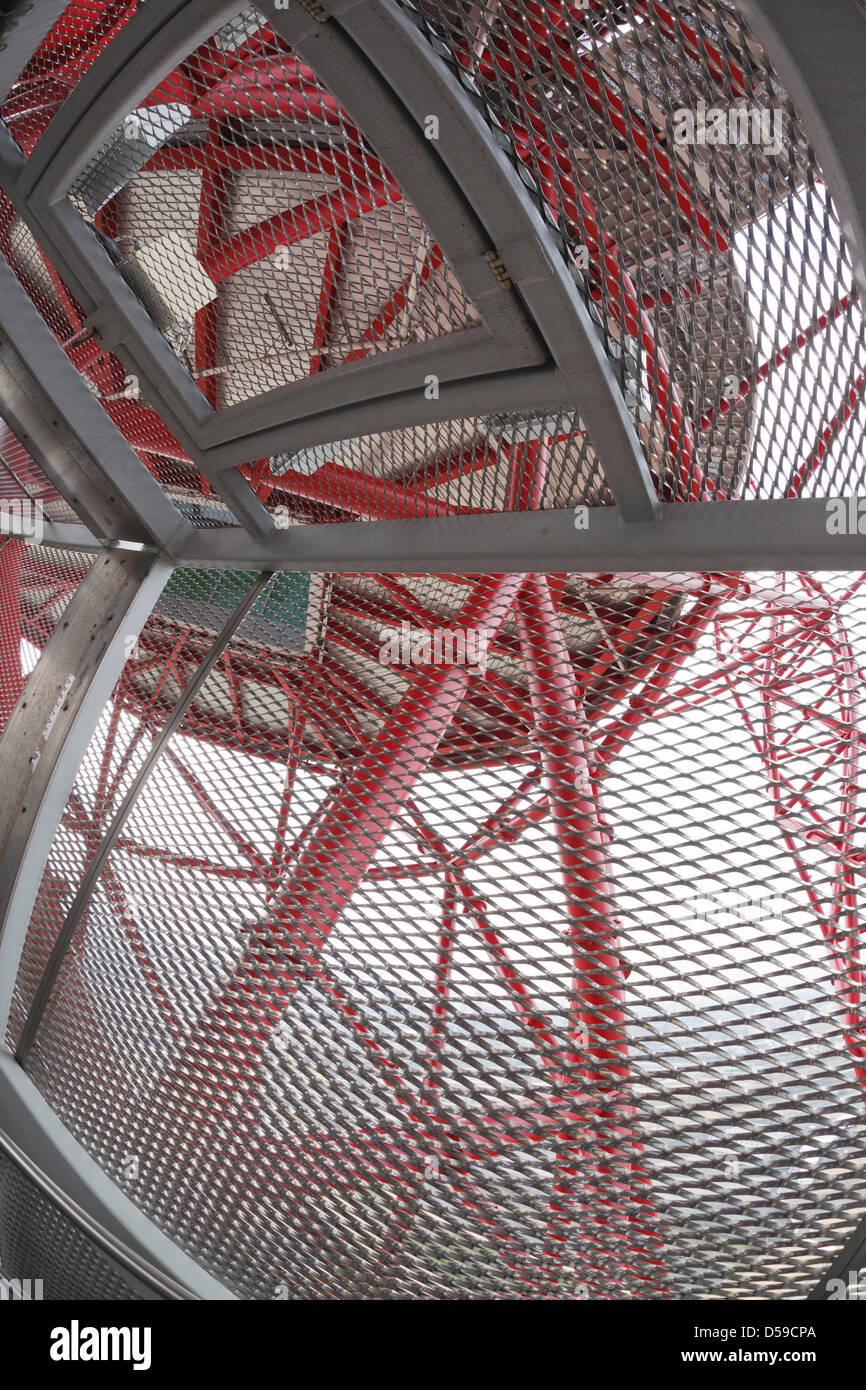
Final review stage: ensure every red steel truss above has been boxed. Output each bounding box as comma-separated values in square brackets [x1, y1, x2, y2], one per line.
[0, 0, 863, 1298]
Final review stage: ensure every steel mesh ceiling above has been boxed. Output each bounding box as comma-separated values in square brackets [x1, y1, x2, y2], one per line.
[256, 410, 608, 525]
[399, 0, 865, 501]
[0, 1, 859, 517]
[8, 568, 866, 1299]
[67, 5, 481, 409]
[0, 0, 864, 1307]
[0, 1, 146, 157]
[0, 187, 236, 525]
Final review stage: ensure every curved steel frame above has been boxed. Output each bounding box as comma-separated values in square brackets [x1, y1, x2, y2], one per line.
[0, 0, 862, 1301]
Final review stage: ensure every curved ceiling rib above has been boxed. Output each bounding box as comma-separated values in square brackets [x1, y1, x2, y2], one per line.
[0, 0, 664, 520]
[0, 0, 864, 1308]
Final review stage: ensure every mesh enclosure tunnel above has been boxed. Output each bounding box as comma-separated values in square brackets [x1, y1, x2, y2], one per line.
[0, 0, 863, 1304]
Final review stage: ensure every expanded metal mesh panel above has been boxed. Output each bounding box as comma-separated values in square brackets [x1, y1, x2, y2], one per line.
[255, 409, 609, 526]
[0, 188, 233, 525]
[0, 2, 860, 521]
[66, 5, 480, 410]
[0, 542, 93, 732]
[399, 0, 865, 502]
[0, 417, 80, 523]
[0, 1148, 145, 1301]
[10, 569, 866, 1299]
[0, 1, 147, 157]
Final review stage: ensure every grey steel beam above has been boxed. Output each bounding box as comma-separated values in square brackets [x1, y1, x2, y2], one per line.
[0, 128, 273, 533]
[212, 467, 277, 541]
[0, 255, 191, 550]
[0, 1, 68, 105]
[738, 0, 866, 299]
[0, 123, 214, 435]
[176, 499, 866, 573]
[0, 1, 656, 521]
[201, 364, 570, 470]
[199, 328, 544, 446]
[0, 1123, 193, 1300]
[0, 511, 104, 553]
[0, 1053, 235, 1299]
[18, 0, 240, 202]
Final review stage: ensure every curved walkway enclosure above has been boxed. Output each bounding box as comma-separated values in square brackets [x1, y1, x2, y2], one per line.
[0, 0, 864, 1300]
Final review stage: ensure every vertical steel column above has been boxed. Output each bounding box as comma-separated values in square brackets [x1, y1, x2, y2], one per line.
[185, 570, 529, 1079]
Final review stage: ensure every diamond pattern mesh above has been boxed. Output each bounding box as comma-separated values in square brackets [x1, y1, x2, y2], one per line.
[69, 4, 480, 408]
[9, 568, 866, 1299]
[399, 0, 864, 502]
[0, 2, 147, 158]
[0, 187, 233, 525]
[0, 2, 861, 514]
[0, 1146, 146, 1300]
[0, 0, 863, 1307]
[255, 410, 608, 525]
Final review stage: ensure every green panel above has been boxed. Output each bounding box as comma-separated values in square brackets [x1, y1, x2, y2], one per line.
[161, 570, 316, 649]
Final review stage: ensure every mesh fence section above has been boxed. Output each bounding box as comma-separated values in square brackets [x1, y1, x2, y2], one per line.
[0, 414, 80, 524]
[0, 188, 234, 527]
[0, 2, 147, 158]
[254, 409, 609, 526]
[0, 1147, 146, 1301]
[8, 567, 866, 1299]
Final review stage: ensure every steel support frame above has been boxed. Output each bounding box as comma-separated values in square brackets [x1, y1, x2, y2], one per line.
[270, 0, 658, 519]
[0, 0, 861, 1304]
[0, 543, 234, 1299]
[176, 500, 866, 572]
[738, 0, 866, 302]
[0, 511, 103, 552]
[0, 255, 191, 549]
[0, 1120, 193, 1301]
[0, 0, 859, 553]
[0, 2, 70, 107]
[0, 0, 658, 519]
[0, 1052, 233, 1299]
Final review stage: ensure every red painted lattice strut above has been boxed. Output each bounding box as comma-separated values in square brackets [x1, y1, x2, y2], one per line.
[1, 2, 864, 1293]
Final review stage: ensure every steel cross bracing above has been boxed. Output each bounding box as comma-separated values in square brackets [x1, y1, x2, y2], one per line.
[0, 0, 861, 1300]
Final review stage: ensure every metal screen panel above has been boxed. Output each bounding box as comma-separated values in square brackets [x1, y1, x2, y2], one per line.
[9, 568, 865, 1299]
[257, 410, 609, 526]
[0, 1147, 145, 1300]
[0, 2, 147, 157]
[0, 2, 860, 517]
[400, 0, 864, 503]
[68, 4, 481, 409]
